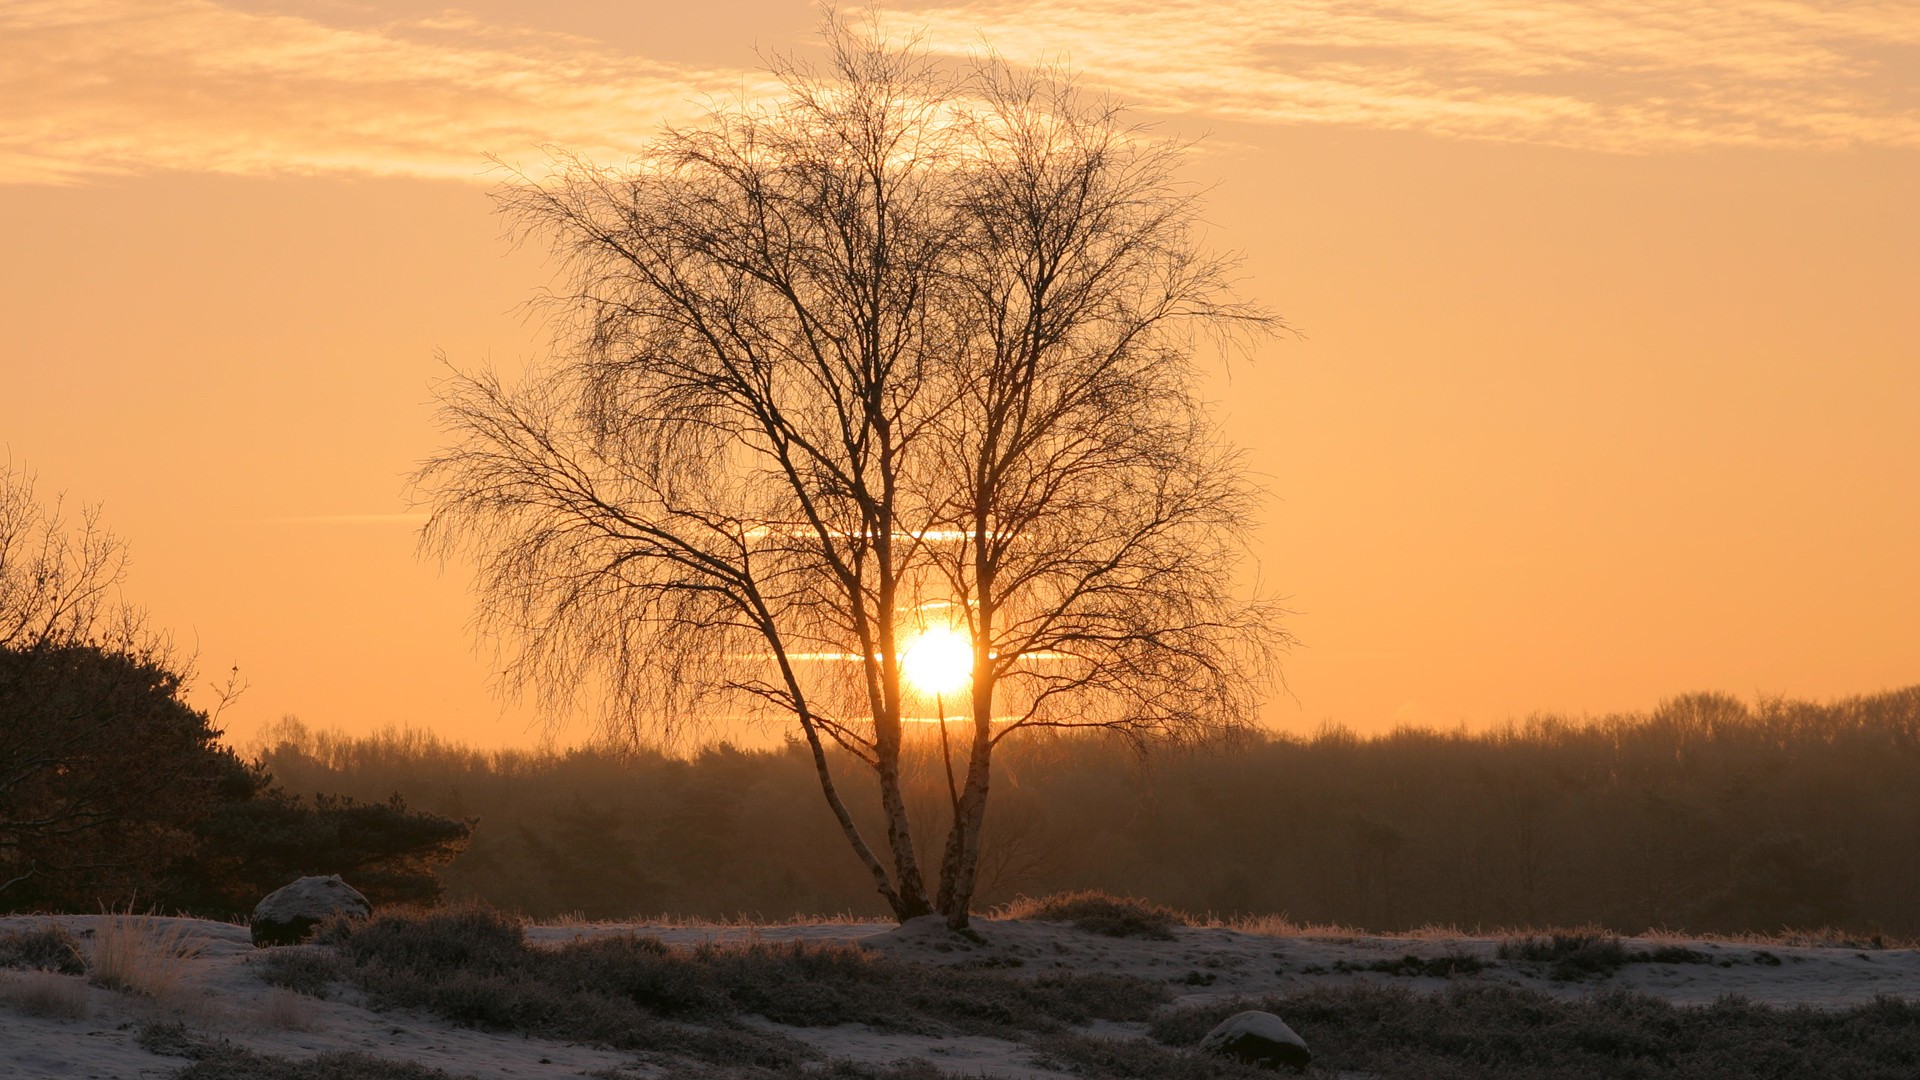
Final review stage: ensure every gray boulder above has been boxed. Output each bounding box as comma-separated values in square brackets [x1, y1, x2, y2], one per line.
[1198, 1010, 1312, 1072]
[250, 875, 370, 947]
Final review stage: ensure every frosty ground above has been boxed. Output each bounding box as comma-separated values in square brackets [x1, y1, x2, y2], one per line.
[3, 907, 1917, 1080]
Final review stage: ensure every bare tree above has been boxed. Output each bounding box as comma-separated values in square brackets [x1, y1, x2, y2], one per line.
[0, 462, 134, 895]
[0, 465, 223, 901]
[0, 461, 133, 652]
[923, 65, 1288, 924]
[417, 21, 1284, 927]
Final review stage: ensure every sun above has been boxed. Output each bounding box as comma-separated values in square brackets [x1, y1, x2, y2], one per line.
[901, 626, 973, 695]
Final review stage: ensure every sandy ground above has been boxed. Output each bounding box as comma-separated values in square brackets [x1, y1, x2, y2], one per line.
[4, 914, 1917, 1080]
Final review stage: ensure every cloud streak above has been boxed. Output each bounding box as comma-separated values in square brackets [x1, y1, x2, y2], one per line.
[1, 0, 1913, 186]
[900, 0, 1920, 152]
[0, 0, 772, 184]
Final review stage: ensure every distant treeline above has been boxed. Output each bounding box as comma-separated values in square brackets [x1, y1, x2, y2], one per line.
[254, 686, 1920, 935]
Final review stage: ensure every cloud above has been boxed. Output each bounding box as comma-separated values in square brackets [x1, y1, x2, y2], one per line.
[897, 0, 1920, 152]
[2, 0, 1913, 186]
[0, 0, 773, 185]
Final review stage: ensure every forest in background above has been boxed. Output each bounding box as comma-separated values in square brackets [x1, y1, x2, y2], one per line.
[254, 686, 1920, 936]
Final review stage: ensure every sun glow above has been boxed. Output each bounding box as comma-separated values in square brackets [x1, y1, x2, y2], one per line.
[901, 626, 974, 696]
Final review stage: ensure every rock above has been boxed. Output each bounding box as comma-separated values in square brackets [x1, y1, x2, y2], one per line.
[250, 875, 371, 947]
[1198, 1010, 1312, 1072]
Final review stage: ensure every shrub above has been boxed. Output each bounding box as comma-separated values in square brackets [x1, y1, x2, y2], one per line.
[1645, 945, 1712, 965]
[316, 904, 523, 974]
[653, 1061, 982, 1080]
[257, 947, 343, 999]
[1496, 932, 1719, 980]
[307, 908, 812, 1068]
[1032, 1032, 1264, 1079]
[0, 922, 86, 974]
[1497, 929, 1632, 980]
[0, 970, 90, 1019]
[998, 891, 1187, 940]
[171, 1051, 474, 1080]
[1353, 953, 1489, 978]
[1151, 984, 1920, 1079]
[306, 905, 1172, 1069]
[142, 1021, 474, 1079]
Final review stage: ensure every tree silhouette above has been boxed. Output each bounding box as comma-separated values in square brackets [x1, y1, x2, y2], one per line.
[0, 465, 470, 914]
[0, 460, 135, 654]
[417, 20, 1283, 927]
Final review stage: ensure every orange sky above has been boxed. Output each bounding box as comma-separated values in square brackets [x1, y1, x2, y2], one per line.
[2, 0, 1915, 748]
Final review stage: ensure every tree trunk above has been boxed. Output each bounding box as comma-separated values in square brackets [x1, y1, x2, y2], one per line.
[794, 713, 909, 919]
[935, 701, 995, 928]
[874, 716, 933, 919]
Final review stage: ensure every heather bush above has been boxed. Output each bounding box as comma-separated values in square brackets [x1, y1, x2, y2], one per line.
[0, 970, 90, 1019]
[309, 905, 1169, 1061]
[143, 1023, 476, 1080]
[1344, 952, 1489, 978]
[998, 891, 1186, 940]
[1497, 929, 1633, 980]
[256, 947, 343, 999]
[1031, 1032, 1265, 1079]
[655, 1060, 993, 1080]
[0, 923, 85, 974]
[1152, 984, 1920, 1079]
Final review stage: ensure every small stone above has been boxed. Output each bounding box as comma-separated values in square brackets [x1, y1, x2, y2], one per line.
[1198, 1009, 1312, 1072]
[250, 875, 371, 947]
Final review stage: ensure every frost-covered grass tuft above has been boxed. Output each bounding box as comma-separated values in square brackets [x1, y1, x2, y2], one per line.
[0, 970, 90, 1019]
[0, 922, 86, 974]
[996, 891, 1187, 940]
[1497, 928, 1632, 980]
[88, 912, 206, 997]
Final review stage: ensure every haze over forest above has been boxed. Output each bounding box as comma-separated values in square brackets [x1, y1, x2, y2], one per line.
[2, 0, 1916, 752]
[253, 686, 1920, 935]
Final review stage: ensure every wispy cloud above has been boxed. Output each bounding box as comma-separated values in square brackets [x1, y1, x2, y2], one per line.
[0, 0, 772, 184]
[2, 0, 1913, 186]
[899, 0, 1920, 152]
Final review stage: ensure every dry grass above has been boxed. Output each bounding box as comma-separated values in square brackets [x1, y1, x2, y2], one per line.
[88, 911, 208, 998]
[0, 921, 88, 973]
[547, 910, 878, 930]
[0, 970, 91, 1019]
[994, 891, 1187, 939]
[991, 897, 1478, 945]
[990, 896, 1474, 944]
[1211, 913, 1372, 941]
[1653, 926, 1919, 951]
[534, 899, 1920, 954]
[1202, 913, 1920, 951]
